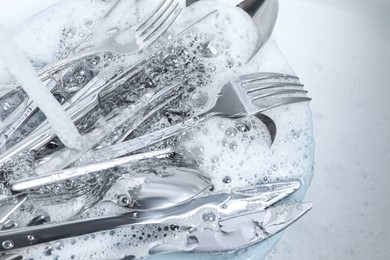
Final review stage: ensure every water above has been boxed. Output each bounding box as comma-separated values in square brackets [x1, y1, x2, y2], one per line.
[0, 25, 82, 150]
[0, 0, 314, 259]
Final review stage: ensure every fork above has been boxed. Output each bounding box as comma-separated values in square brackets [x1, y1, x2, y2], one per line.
[90, 72, 311, 161]
[0, 9, 218, 166]
[40, 0, 182, 79]
[0, 0, 182, 150]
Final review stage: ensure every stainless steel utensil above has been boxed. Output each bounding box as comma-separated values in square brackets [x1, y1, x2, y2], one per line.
[0, 68, 72, 150]
[0, 0, 182, 149]
[0, 195, 26, 226]
[187, 0, 278, 53]
[0, 181, 311, 254]
[72, 164, 212, 218]
[9, 148, 174, 192]
[239, 0, 279, 54]
[40, 0, 182, 80]
[90, 72, 310, 162]
[1, 158, 212, 227]
[0, 254, 23, 260]
[0, 9, 218, 166]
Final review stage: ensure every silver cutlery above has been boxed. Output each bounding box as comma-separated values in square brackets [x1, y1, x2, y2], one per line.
[0, 181, 311, 254]
[240, 0, 279, 58]
[9, 148, 174, 192]
[0, 254, 23, 260]
[0, 0, 279, 165]
[0, 0, 182, 149]
[0, 71, 310, 232]
[71, 164, 212, 218]
[89, 72, 311, 162]
[0, 195, 26, 226]
[1, 161, 212, 226]
[40, 0, 182, 80]
[0, 0, 278, 157]
[0, 9, 218, 166]
[0, 68, 72, 151]
[0, 2, 313, 258]
[0, 0, 126, 131]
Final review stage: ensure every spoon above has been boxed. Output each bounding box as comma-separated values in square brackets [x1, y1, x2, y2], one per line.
[1, 162, 212, 228]
[73, 164, 212, 218]
[187, 0, 279, 53]
[239, 0, 279, 53]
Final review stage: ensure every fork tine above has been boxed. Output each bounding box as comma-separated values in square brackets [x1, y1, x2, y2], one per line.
[102, 0, 123, 19]
[252, 89, 309, 101]
[248, 79, 311, 111]
[137, 0, 174, 35]
[139, 3, 182, 44]
[237, 72, 299, 84]
[134, 0, 167, 32]
[254, 96, 312, 112]
[246, 82, 304, 94]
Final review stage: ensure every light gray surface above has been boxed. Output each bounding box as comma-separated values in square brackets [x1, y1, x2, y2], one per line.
[269, 0, 390, 259]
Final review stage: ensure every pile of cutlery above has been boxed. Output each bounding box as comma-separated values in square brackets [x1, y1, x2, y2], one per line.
[0, 0, 312, 258]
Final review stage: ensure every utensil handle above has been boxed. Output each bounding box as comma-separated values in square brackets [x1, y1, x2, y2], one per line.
[0, 190, 217, 252]
[92, 112, 213, 161]
[10, 148, 173, 192]
[0, 91, 99, 165]
[0, 214, 138, 252]
[0, 76, 59, 149]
